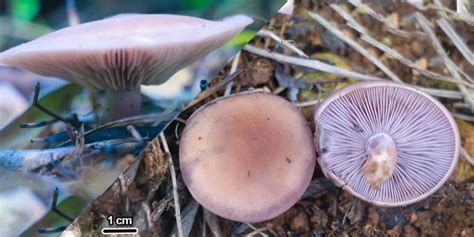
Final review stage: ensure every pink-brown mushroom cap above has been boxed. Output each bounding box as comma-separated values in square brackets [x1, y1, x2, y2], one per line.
[314, 81, 460, 207]
[0, 14, 252, 90]
[179, 91, 316, 222]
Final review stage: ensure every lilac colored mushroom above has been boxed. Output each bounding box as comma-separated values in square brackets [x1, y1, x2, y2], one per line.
[179, 91, 316, 222]
[314, 81, 460, 207]
[0, 14, 252, 121]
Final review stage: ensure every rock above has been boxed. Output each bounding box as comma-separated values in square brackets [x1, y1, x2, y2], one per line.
[387, 225, 402, 237]
[402, 224, 419, 237]
[290, 211, 310, 233]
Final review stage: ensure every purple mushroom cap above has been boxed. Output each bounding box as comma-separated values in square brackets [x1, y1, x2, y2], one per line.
[314, 81, 460, 207]
[180, 91, 316, 222]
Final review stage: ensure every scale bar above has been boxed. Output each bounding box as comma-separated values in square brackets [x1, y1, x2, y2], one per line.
[101, 227, 138, 235]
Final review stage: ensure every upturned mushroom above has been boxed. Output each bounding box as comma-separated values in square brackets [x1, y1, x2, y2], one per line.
[314, 81, 460, 207]
[179, 91, 316, 222]
[0, 14, 253, 121]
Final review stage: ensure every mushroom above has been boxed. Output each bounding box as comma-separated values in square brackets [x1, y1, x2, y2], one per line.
[179, 91, 316, 222]
[314, 81, 460, 207]
[0, 14, 253, 121]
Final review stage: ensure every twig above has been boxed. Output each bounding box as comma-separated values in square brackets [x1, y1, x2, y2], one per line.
[127, 125, 144, 142]
[141, 202, 153, 228]
[77, 112, 176, 140]
[246, 227, 269, 237]
[245, 223, 268, 237]
[21, 82, 81, 128]
[256, 30, 309, 58]
[244, 44, 464, 99]
[307, 11, 403, 83]
[422, 3, 474, 25]
[460, 147, 474, 166]
[452, 112, 474, 122]
[0, 139, 144, 171]
[186, 69, 243, 109]
[159, 133, 183, 237]
[415, 87, 463, 99]
[433, 0, 473, 83]
[37, 226, 67, 234]
[243, 45, 384, 81]
[293, 98, 322, 108]
[437, 18, 474, 66]
[151, 195, 172, 222]
[20, 118, 58, 128]
[38, 188, 73, 233]
[415, 12, 474, 110]
[347, 0, 426, 38]
[224, 51, 242, 96]
[454, 102, 471, 110]
[203, 209, 223, 237]
[330, 4, 472, 87]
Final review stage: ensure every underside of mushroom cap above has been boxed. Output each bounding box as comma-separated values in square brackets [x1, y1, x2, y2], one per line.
[0, 14, 252, 90]
[180, 91, 316, 222]
[314, 81, 460, 207]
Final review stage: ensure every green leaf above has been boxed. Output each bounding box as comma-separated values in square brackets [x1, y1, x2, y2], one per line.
[11, 0, 40, 21]
[225, 30, 257, 48]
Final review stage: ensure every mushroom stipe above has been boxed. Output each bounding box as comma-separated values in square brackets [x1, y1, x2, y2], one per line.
[179, 91, 316, 223]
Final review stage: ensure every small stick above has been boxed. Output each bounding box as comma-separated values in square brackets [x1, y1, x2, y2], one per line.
[244, 45, 384, 81]
[0, 139, 144, 171]
[20, 119, 58, 128]
[437, 18, 474, 66]
[330, 4, 472, 87]
[293, 99, 322, 108]
[460, 147, 474, 166]
[348, 0, 426, 38]
[224, 51, 242, 96]
[160, 133, 183, 237]
[38, 188, 73, 233]
[245, 223, 268, 237]
[415, 12, 474, 110]
[23, 82, 81, 128]
[452, 112, 474, 122]
[256, 30, 309, 58]
[186, 69, 243, 109]
[127, 125, 144, 142]
[307, 11, 403, 83]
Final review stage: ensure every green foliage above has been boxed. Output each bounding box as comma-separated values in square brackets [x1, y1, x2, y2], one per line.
[184, 0, 213, 10]
[225, 30, 257, 48]
[11, 0, 40, 21]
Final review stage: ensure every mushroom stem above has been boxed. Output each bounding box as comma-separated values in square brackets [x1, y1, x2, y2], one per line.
[104, 88, 141, 122]
[363, 133, 398, 189]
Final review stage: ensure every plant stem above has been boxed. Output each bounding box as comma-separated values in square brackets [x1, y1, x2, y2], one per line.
[104, 88, 141, 122]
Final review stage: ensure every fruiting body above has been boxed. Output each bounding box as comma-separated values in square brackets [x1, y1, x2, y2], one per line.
[0, 14, 253, 121]
[180, 91, 316, 222]
[314, 81, 460, 207]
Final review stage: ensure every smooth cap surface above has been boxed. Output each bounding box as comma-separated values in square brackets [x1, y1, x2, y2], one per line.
[0, 14, 253, 90]
[180, 91, 316, 222]
[314, 81, 460, 207]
